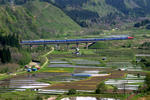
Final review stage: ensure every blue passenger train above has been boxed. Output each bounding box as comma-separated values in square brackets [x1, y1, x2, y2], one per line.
[20, 37, 134, 45]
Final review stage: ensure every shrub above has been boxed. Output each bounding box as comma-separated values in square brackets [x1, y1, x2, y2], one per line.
[67, 89, 76, 95]
[95, 88, 101, 94]
[113, 86, 118, 93]
[145, 73, 150, 91]
[18, 51, 31, 65]
[95, 82, 107, 94]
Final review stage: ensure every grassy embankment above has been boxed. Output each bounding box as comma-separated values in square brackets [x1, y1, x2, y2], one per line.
[0, 47, 55, 80]
[0, 90, 42, 100]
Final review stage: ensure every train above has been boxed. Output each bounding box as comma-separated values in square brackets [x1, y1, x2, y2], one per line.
[20, 37, 134, 45]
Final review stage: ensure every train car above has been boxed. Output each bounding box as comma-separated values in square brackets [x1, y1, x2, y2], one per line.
[20, 37, 134, 45]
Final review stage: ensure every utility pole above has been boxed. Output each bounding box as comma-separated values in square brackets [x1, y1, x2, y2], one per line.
[85, 42, 88, 49]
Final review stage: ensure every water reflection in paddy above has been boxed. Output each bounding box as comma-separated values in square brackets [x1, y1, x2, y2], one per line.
[48, 64, 104, 68]
[0, 69, 97, 90]
[61, 97, 120, 100]
[0, 73, 66, 89]
[105, 74, 145, 90]
[71, 59, 100, 65]
[42, 76, 88, 82]
[107, 62, 143, 71]
[50, 60, 69, 64]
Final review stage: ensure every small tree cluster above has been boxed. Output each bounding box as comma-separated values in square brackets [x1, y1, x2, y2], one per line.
[139, 42, 150, 49]
[136, 73, 150, 93]
[139, 57, 150, 68]
[0, 31, 20, 48]
[134, 19, 150, 28]
[0, 48, 11, 63]
[95, 82, 107, 94]
[67, 89, 77, 95]
[18, 51, 31, 65]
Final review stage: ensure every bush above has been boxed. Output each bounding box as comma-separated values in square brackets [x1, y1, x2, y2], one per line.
[95, 82, 107, 94]
[145, 73, 150, 91]
[18, 51, 31, 65]
[0, 63, 19, 73]
[95, 88, 101, 94]
[146, 25, 150, 30]
[89, 41, 111, 49]
[113, 86, 118, 93]
[67, 89, 77, 95]
[139, 57, 150, 67]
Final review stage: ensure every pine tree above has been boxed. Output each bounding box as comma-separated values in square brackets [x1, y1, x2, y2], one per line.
[1, 48, 7, 63]
[1, 48, 11, 63]
[6, 48, 11, 62]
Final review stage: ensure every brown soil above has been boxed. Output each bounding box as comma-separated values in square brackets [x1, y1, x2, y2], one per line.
[45, 71, 126, 90]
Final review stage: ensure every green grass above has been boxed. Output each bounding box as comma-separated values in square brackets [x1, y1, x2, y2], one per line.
[127, 82, 144, 85]
[0, 90, 42, 100]
[106, 85, 114, 89]
[0, 0, 81, 39]
[25, 0, 81, 39]
[40, 67, 74, 73]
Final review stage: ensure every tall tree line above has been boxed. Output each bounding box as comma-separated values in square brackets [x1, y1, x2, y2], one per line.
[0, 30, 20, 63]
[0, 48, 11, 63]
[0, 34, 20, 48]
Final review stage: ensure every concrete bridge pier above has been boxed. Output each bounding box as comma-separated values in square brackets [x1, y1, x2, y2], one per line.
[43, 44, 47, 50]
[30, 44, 32, 50]
[66, 43, 70, 50]
[56, 44, 60, 50]
[76, 43, 79, 48]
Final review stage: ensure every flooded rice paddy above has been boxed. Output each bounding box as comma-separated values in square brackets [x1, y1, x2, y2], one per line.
[48, 64, 102, 68]
[0, 73, 66, 89]
[0, 62, 102, 93]
[71, 59, 100, 65]
[61, 97, 120, 100]
[105, 74, 145, 90]
[50, 60, 69, 64]
[107, 62, 143, 71]
[0, 58, 146, 95]
[49, 59, 103, 68]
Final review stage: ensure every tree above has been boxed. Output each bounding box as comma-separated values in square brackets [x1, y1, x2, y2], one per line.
[113, 86, 118, 93]
[0, 33, 20, 48]
[18, 51, 31, 65]
[67, 89, 76, 95]
[140, 57, 150, 67]
[134, 23, 140, 27]
[0, 48, 11, 63]
[146, 25, 150, 30]
[6, 48, 11, 62]
[95, 82, 107, 94]
[145, 73, 150, 91]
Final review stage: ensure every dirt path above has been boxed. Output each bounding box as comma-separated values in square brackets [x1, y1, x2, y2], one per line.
[41, 47, 54, 69]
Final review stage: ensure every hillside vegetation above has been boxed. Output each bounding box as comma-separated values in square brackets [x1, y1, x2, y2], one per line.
[0, 0, 150, 39]
[45, 0, 150, 27]
[0, 0, 81, 39]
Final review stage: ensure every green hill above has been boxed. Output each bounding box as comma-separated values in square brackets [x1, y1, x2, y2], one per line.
[0, 0, 150, 39]
[45, 0, 150, 27]
[0, 0, 81, 39]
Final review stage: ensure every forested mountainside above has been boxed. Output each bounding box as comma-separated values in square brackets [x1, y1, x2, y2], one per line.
[0, 0, 81, 39]
[42, 0, 150, 27]
[0, 0, 150, 39]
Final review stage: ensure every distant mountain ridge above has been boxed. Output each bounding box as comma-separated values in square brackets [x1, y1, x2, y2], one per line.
[0, 0, 150, 39]
[43, 0, 150, 26]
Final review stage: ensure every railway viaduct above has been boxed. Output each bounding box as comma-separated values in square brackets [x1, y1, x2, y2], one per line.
[20, 37, 134, 50]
